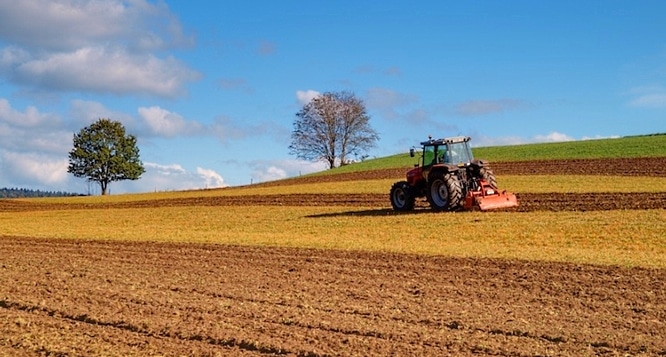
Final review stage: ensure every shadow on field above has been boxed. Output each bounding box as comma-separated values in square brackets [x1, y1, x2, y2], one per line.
[305, 208, 433, 218]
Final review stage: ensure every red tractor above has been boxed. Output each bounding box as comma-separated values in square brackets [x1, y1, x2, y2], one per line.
[390, 136, 518, 212]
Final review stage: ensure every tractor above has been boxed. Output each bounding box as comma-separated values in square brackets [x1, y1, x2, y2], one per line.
[390, 136, 518, 211]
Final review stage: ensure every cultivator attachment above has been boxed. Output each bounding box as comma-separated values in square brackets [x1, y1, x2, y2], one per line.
[464, 180, 519, 211]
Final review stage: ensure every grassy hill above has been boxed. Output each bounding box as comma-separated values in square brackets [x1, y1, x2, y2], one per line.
[312, 133, 666, 176]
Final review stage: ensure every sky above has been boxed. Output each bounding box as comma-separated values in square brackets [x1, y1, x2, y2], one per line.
[0, 1, 665, 194]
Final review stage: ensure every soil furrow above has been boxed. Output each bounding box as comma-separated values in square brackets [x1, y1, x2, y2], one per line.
[1, 238, 664, 356]
[2, 192, 664, 212]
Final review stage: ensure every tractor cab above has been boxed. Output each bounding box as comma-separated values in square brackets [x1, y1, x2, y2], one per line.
[412, 136, 474, 167]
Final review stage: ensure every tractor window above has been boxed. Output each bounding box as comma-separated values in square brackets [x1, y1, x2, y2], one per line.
[423, 145, 436, 166]
[448, 142, 473, 164]
[437, 145, 447, 163]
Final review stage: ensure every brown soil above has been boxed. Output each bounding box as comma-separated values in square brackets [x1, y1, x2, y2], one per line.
[2, 192, 665, 213]
[1, 237, 664, 356]
[176, 191, 666, 212]
[491, 157, 666, 177]
[2, 157, 665, 356]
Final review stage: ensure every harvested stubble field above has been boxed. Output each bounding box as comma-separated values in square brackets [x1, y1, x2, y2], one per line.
[1, 157, 665, 356]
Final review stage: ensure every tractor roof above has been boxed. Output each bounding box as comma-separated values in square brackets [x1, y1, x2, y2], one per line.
[420, 136, 471, 146]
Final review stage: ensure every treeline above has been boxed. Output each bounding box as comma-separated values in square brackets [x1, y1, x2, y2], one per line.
[625, 132, 666, 138]
[0, 188, 83, 198]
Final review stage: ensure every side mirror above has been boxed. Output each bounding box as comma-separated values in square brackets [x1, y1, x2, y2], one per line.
[409, 148, 415, 157]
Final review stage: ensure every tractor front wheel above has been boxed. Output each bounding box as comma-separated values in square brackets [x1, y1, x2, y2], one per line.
[427, 173, 463, 211]
[390, 181, 415, 211]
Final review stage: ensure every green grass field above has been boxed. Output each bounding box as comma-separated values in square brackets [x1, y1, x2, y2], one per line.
[309, 133, 666, 175]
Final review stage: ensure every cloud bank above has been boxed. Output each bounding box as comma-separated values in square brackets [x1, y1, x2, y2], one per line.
[0, 0, 199, 97]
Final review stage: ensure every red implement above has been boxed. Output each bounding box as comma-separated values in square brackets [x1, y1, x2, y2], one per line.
[464, 180, 519, 211]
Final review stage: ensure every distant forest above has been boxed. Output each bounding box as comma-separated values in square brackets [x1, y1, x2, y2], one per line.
[0, 188, 83, 198]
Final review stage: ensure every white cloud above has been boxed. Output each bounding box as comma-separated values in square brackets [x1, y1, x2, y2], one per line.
[473, 132, 576, 147]
[534, 132, 575, 142]
[630, 94, 666, 108]
[250, 159, 327, 183]
[253, 166, 288, 183]
[0, 46, 30, 68]
[68, 99, 137, 130]
[10, 46, 200, 97]
[0, 98, 70, 154]
[1, 151, 69, 186]
[0, 0, 198, 97]
[0, 0, 193, 52]
[0, 98, 60, 128]
[63, 161, 226, 195]
[296, 90, 321, 105]
[138, 106, 203, 137]
[626, 85, 666, 108]
[118, 162, 226, 193]
[72, 101, 283, 143]
[471, 135, 527, 147]
[144, 162, 187, 175]
[196, 167, 226, 188]
[581, 134, 621, 140]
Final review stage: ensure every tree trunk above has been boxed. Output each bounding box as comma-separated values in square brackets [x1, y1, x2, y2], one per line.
[100, 181, 108, 195]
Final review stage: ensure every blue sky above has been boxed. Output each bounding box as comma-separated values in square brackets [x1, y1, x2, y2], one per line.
[0, 1, 664, 194]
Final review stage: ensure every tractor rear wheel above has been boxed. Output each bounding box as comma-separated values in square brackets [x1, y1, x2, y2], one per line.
[480, 167, 498, 188]
[390, 181, 415, 211]
[427, 173, 463, 211]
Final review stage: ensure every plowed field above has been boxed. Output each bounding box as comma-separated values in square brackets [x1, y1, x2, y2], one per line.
[1, 157, 665, 356]
[2, 238, 665, 357]
[4, 192, 666, 212]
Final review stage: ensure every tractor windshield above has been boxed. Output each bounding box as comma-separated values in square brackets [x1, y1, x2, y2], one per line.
[445, 141, 474, 164]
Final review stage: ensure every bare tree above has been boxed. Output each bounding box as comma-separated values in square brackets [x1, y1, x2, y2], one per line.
[289, 91, 379, 169]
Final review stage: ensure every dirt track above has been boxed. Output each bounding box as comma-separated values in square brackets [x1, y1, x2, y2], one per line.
[1, 238, 665, 356]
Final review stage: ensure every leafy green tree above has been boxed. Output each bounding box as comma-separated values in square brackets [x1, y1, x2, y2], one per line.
[290, 91, 379, 169]
[68, 118, 145, 195]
